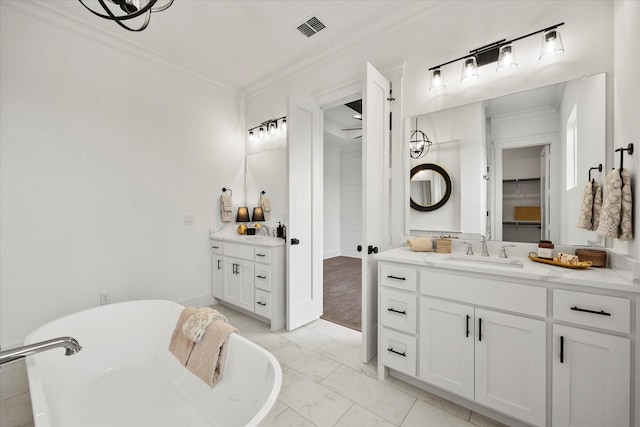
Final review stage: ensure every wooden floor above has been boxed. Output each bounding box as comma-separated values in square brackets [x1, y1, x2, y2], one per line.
[322, 256, 362, 331]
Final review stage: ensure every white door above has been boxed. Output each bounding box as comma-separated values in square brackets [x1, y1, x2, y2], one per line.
[474, 308, 546, 426]
[286, 97, 322, 330]
[552, 324, 630, 427]
[362, 62, 390, 362]
[419, 297, 474, 399]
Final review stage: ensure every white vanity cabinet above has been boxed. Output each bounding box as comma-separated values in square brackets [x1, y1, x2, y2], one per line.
[210, 236, 285, 330]
[552, 289, 631, 427]
[419, 274, 546, 426]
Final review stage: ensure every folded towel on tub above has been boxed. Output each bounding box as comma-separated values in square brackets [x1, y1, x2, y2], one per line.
[168, 306, 198, 365]
[181, 307, 228, 342]
[185, 319, 238, 388]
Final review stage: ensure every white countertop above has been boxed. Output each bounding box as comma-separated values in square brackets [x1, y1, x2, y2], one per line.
[376, 247, 640, 294]
[210, 230, 285, 247]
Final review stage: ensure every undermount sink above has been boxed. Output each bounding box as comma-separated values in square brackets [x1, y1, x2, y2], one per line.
[442, 254, 525, 268]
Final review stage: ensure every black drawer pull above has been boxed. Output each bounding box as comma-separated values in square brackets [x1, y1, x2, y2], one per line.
[570, 306, 611, 316]
[257, 301, 267, 306]
[256, 253, 266, 257]
[387, 307, 407, 315]
[256, 275, 267, 279]
[387, 275, 406, 281]
[212, 245, 220, 249]
[478, 318, 483, 341]
[387, 347, 406, 357]
[217, 260, 222, 270]
[560, 335, 564, 363]
[466, 315, 470, 338]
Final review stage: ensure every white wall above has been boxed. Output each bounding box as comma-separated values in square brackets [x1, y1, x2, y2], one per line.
[323, 142, 341, 258]
[340, 143, 363, 257]
[0, 4, 245, 347]
[613, 0, 640, 258]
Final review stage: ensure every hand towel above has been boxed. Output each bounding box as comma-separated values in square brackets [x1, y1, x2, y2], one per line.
[597, 169, 623, 238]
[620, 168, 633, 240]
[407, 237, 433, 252]
[182, 307, 228, 343]
[577, 180, 602, 231]
[168, 306, 198, 365]
[185, 319, 238, 388]
[260, 196, 271, 220]
[220, 195, 232, 222]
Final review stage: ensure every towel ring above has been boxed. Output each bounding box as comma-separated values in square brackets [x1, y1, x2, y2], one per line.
[588, 164, 602, 182]
[222, 187, 232, 197]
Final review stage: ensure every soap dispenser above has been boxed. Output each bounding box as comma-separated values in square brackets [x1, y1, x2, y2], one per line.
[276, 222, 286, 239]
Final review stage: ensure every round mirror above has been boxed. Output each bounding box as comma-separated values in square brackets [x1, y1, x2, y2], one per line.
[410, 163, 452, 211]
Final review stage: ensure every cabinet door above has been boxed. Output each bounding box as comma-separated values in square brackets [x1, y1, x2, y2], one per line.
[222, 258, 239, 305]
[419, 297, 474, 400]
[474, 309, 546, 427]
[235, 259, 255, 312]
[211, 254, 223, 299]
[552, 324, 630, 427]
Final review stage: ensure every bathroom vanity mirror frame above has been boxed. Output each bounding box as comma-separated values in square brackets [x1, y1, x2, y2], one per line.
[405, 72, 607, 246]
[410, 163, 452, 212]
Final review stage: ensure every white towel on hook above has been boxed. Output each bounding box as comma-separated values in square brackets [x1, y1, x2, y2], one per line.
[220, 195, 232, 222]
[260, 196, 271, 220]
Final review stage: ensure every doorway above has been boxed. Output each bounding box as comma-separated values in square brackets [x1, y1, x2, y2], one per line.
[321, 99, 363, 331]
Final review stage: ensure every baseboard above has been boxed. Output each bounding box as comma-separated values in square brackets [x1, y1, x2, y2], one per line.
[178, 294, 214, 308]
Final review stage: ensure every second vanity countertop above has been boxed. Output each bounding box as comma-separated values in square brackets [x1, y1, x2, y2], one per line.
[376, 247, 640, 294]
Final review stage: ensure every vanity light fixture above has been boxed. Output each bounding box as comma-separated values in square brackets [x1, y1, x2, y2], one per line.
[428, 22, 564, 89]
[247, 116, 287, 140]
[429, 68, 445, 91]
[78, 0, 174, 32]
[251, 207, 265, 222]
[409, 117, 433, 159]
[236, 207, 250, 223]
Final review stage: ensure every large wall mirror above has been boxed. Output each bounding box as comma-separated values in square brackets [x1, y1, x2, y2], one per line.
[245, 147, 287, 224]
[410, 163, 452, 212]
[407, 73, 607, 246]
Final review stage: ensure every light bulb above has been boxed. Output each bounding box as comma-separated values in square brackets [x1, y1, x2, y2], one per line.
[539, 28, 564, 60]
[497, 44, 518, 71]
[460, 57, 479, 82]
[430, 68, 445, 91]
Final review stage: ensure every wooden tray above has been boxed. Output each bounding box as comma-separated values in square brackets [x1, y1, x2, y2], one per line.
[528, 252, 592, 269]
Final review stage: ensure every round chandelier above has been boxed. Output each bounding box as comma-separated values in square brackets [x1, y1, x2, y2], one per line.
[78, 0, 174, 32]
[409, 118, 433, 159]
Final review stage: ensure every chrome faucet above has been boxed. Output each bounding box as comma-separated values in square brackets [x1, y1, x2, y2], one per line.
[259, 225, 272, 237]
[480, 235, 490, 257]
[460, 241, 474, 255]
[499, 244, 516, 259]
[0, 336, 82, 366]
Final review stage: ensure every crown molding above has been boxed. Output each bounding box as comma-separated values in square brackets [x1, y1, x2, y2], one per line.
[3, 0, 240, 95]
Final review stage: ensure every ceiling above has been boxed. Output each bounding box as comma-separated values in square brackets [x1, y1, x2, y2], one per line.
[49, 0, 442, 92]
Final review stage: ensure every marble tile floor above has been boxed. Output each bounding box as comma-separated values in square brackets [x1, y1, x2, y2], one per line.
[0, 303, 508, 427]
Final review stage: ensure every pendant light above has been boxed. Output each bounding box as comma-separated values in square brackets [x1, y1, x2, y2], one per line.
[539, 28, 564, 59]
[78, 0, 174, 32]
[460, 57, 479, 82]
[409, 118, 433, 159]
[496, 44, 518, 71]
[429, 68, 445, 91]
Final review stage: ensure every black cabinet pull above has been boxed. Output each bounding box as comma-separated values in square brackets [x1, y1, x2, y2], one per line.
[466, 315, 470, 338]
[560, 336, 564, 363]
[217, 260, 222, 270]
[570, 306, 611, 316]
[212, 245, 220, 249]
[387, 347, 406, 357]
[257, 301, 267, 306]
[386, 275, 406, 281]
[256, 253, 266, 257]
[256, 275, 267, 279]
[387, 307, 407, 315]
[478, 318, 483, 341]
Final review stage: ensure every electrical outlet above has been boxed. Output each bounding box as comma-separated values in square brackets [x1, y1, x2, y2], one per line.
[100, 292, 111, 305]
[184, 215, 194, 225]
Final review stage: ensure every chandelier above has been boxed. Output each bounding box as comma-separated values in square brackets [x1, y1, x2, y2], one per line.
[78, 0, 174, 32]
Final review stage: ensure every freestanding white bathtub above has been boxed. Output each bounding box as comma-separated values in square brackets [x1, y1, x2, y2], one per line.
[24, 300, 282, 427]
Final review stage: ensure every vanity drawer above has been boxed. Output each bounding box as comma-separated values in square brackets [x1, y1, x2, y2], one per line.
[420, 270, 546, 318]
[254, 289, 271, 319]
[380, 327, 416, 377]
[254, 247, 272, 264]
[380, 263, 417, 292]
[553, 289, 630, 333]
[210, 239, 223, 255]
[255, 264, 272, 292]
[380, 288, 417, 334]
[224, 242, 254, 261]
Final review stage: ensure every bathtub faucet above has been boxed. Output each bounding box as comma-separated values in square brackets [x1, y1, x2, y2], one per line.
[0, 336, 82, 366]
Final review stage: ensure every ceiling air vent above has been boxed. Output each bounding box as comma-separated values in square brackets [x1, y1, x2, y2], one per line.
[297, 16, 326, 38]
